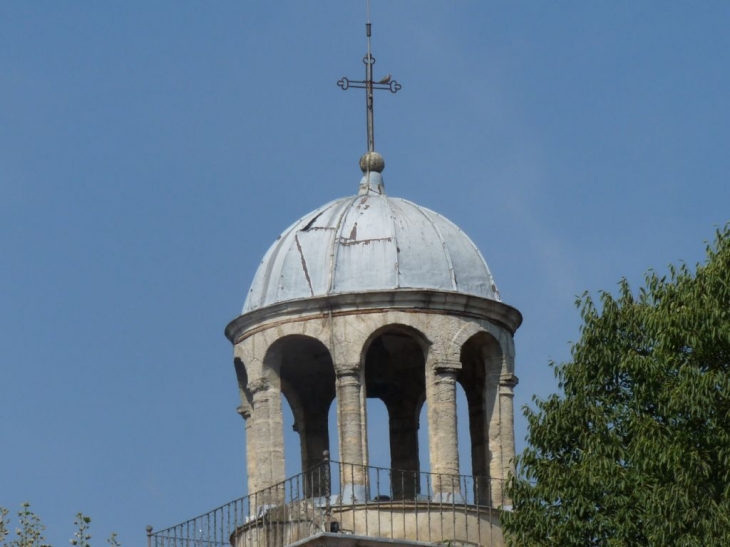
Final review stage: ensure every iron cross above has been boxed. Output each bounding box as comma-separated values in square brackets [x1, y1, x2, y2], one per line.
[337, 19, 401, 154]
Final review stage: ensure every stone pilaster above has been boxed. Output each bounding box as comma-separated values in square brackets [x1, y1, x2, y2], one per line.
[486, 370, 501, 507]
[426, 359, 463, 502]
[499, 373, 518, 507]
[486, 371, 518, 508]
[335, 362, 368, 502]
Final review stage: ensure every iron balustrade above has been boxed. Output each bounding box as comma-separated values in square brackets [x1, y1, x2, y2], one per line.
[148, 459, 507, 547]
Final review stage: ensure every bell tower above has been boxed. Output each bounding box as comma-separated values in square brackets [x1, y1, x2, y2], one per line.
[225, 158, 521, 544]
[223, 7, 522, 547]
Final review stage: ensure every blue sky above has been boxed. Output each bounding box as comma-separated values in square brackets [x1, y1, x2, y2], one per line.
[2, 2, 728, 545]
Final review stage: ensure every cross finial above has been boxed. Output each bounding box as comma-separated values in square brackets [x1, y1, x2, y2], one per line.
[337, 1, 401, 156]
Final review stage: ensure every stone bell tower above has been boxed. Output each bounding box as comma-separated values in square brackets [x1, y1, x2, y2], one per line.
[223, 15, 521, 547]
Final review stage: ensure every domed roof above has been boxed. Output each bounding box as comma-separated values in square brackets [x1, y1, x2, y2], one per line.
[242, 169, 500, 314]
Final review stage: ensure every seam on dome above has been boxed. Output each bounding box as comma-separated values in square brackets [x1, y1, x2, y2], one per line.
[400, 198, 458, 292]
[427, 207, 499, 301]
[326, 195, 361, 294]
[294, 234, 315, 297]
[246, 201, 335, 312]
[383, 196, 400, 287]
[245, 231, 290, 312]
[301, 210, 325, 232]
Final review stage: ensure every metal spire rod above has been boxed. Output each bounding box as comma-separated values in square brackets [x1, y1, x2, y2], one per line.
[365, 1, 374, 152]
[337, 1, 401, 153]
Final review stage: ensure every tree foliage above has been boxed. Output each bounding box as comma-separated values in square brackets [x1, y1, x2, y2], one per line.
[503, 225, 730, 546]
[0, 505, 119, 547]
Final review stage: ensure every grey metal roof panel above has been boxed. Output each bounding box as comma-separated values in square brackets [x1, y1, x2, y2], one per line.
[417, 205, 498, 300]
[243, 199, 340, 311]
[390, 199, 454, 292]
[332, 195, 398, 294]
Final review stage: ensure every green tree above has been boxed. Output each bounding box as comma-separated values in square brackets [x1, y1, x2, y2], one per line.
[503, 225, 730, 547]
[7, 503, 48, 547]
[0, 508, 9, 546]
[70, 514, 91, 547]
[0, 505, 119, 547]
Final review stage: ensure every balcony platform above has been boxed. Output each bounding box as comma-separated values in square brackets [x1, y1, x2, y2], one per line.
[149, 461, 507, 547]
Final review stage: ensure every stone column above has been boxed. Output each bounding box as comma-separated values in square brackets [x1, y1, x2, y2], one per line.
[335, 362, 368, 502]
[485, 370, 501, 507]
[499, 373, 518, 508]
[248, 378, 286, 507]
[426, 359, 463, 502]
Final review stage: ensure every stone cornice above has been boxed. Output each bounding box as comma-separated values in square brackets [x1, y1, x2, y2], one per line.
[225, 289, 522, 344]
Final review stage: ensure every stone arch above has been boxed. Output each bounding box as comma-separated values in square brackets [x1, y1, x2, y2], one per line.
[360, 323, 430, 500]
[263, 334, 336, 496]
[359, 322, 431, 363]
[448, 321, 507, 363]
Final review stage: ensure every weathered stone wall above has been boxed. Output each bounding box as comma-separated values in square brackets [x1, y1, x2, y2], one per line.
[235, 502, 505, 547]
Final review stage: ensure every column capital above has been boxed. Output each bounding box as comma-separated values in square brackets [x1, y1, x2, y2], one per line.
[500, 373, 519, 388]
[335, 362, 361, 377]
[247, 377, 271, 396]
[433, 358, 462, 374]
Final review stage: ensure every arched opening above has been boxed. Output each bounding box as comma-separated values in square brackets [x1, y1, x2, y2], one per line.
[366, 397, 391, 500]
[458, 331, 503, 506]
[265, 335, 336, 497]
[362, 325, 428, 501]
[327, 398, 340, 462]
[366, 398, 390, 469]
[455, 382, 472, 501]
[281, 399, 299, 479]
[417, 399, 430, 490]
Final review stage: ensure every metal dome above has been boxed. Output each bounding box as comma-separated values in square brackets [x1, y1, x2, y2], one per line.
[242, 171, 500, 314]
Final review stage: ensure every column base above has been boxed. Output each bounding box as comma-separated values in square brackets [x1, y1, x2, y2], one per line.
[340, 484, 369, 504]
[432, 492, 465, 504]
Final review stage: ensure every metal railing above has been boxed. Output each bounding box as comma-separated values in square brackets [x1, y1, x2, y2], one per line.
[148, 458, 506, 547]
